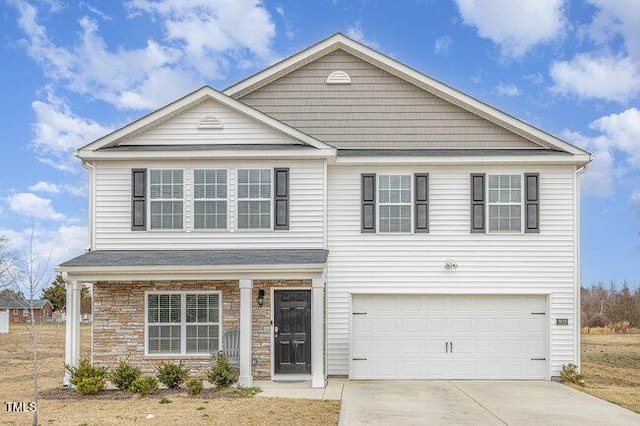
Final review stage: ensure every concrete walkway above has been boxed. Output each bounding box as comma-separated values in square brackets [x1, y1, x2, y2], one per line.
[339, 381, 640, 426]
[254, 379, 345, 400]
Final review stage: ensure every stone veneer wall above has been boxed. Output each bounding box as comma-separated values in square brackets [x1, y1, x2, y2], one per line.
[93, 279, 311, 380]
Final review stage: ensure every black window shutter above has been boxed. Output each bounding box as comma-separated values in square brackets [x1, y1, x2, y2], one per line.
[414, 173, 429, 233]
[525, 173, 540, 233]
[361, 173, 376, 233]
[274, 168, 289, 230]
[131, 168, 147, 231]
[470, 173, 485, 233]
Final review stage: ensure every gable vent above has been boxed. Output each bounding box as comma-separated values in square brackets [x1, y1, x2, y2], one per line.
[327, 70, 351, 84]
[198, 116, 224, 129]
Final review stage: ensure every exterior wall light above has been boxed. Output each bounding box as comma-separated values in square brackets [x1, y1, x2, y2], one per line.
[444, 259, 458, 270]
[257, 289, 265, 307]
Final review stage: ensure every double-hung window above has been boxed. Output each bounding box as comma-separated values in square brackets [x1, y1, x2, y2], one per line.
[146, 292, 221, 355]
[487, 174, 522, 233]
[237, 169, 271, 229]
[193, 169, 227, 230]
[378, 175, 411, 233]
[149, 170, 184, 230]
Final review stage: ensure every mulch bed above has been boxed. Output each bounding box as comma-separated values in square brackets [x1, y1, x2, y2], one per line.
[40, 387, 244, 400]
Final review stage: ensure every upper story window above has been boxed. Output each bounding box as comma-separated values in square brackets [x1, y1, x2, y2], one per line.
[487, 174, 521, 233]
[378, 175, 412, 233]
[237, 169, 271, 229]
[149, 169, 184, 230]
[193, 169, 227, 230]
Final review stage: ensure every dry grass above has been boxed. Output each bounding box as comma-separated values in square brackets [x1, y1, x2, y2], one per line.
[568, 333, 640, 413]
[0, 323, 340, 425]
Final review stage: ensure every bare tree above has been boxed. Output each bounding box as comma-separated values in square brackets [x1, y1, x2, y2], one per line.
[0, 236, 17, 290]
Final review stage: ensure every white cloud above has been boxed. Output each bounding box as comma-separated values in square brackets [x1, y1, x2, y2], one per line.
[29, 180, 86, 197]
[550, 54, 640, 102]
[8, 193, 66, 221]
[495, 83, 520, 96]
[454, 0, 567, 58]
[563, 108, 640, 197]
[127, 0, 276, 78]
[434, 36, 452, 55]
[346, 22, 380, 49]
[631, 189, 640, 204]
[13, 0, 276, 111]
[32, 92, 111, 154]
[29, 181, 61, 194]
[0, 224, 88, 274]
[549, 1, 640, 103]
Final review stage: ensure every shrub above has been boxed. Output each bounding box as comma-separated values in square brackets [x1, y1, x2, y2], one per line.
[208, 354, 238, 389]
[76, 377, 106, 395]
[186, 377, 204, 395]
[155, 361, 190, 389]
[238, 386, 262, 397]
[130, 376, 159, 396]
[158, 397, 172, 404]
[65, 358, 107, 395]
[109, 360, 142, 390]
[560, 363, 585, 386]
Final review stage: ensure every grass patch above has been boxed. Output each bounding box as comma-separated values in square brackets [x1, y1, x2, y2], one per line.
[569, 333, 640, 413]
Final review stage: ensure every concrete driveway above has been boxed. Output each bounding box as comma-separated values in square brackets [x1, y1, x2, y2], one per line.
[339, 381, 640, 425]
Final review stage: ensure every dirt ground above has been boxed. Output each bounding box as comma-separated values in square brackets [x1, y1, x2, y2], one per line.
[570, 333, 640, 414]
[0, 323, 340, 426]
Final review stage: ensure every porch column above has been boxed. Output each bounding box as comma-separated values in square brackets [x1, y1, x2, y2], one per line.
[311, 277, 325, 388]
[238, 278, 253, 388]
[64, 280, 81, 386]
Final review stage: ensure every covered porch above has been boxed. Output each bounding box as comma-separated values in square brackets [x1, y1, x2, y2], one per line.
[58, 249, 328, 389]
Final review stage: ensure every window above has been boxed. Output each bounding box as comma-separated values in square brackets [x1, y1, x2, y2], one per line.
[149, 170, 184, 230]
[488, 174, 522, 233]
[146, 292, 221, 355]
[193, 169, 227, 230]
[237, 169, 271, 229]
[13, 309, 18, 315]
[378, 175, 411, 233]
[23, 309, 28, 317]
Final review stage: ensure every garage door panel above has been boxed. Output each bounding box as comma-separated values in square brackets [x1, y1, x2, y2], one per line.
[351, 294, 547, 380]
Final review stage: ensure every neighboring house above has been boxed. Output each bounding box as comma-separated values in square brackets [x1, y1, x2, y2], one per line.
[0, 299, 54, 323]
[58, 34, 591, 388]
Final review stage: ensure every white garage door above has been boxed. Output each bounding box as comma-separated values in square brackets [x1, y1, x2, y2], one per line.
[351, 294, 547, 380]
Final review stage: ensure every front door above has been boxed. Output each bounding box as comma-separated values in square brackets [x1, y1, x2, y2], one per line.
[274, 290, 311, 374]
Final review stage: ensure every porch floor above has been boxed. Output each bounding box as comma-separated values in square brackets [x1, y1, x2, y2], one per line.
[254, 378, 345, 400]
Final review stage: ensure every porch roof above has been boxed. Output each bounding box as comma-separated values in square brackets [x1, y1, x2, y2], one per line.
[59, 249, 329, 269]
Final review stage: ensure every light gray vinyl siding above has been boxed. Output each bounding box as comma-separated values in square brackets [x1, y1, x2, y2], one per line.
[325, 164, 576, 377]
[239, 49, 544, 149]
[118, 99, 302, 146]
[93, 160, 324, 250]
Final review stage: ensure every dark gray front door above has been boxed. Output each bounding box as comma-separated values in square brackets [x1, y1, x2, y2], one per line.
[274, 290, 311, 374]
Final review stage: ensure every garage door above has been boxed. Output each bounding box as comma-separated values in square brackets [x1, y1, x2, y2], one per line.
[351, 294, 547, 380]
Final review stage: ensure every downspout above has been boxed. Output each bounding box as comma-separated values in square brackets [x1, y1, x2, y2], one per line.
[80, 158, 96, 252]
[574, 162, 589, 371]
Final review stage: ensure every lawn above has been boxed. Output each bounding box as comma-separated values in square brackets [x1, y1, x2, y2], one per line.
[0, 323, 340, 426]
[570, 333, 640, 414]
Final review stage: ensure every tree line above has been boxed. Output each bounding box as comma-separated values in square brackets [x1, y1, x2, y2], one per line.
[581, 282, 640, 329]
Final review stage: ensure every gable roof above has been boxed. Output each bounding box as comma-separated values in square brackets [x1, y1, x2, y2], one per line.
[0, 298, 51, 309]
[76, 86, 336, 158]
[225, 33, 591, 161]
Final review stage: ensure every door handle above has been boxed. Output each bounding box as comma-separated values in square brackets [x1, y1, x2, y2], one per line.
[445, 341, 448, 353]
[450, 341, 453, 353]
[274, 325, 279, 338]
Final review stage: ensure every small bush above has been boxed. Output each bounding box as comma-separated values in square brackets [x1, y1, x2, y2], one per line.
[155, 361, 190, 389]
[186, 377, 204, 395]
[130, 376, 159, 396]
[208, 354, 238, 389]
[238, 386, 262, 397]
[158, 397, 172, 404]
[109, 360, 142, 390]
[560, 363, 585, 386]
[76, 377, 106, 395]
[65, 358, 107, 395]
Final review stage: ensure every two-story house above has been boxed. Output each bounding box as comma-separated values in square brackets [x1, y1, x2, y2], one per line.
[58, 34, 591, 388]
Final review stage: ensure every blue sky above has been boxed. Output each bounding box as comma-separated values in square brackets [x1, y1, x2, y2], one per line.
[0, 0, 639, 287]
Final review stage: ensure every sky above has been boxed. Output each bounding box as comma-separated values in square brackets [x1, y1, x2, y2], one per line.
[0, 0, 639, 288]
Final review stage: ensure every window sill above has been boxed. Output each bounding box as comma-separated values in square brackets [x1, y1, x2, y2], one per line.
[144, 354, 214, 359]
